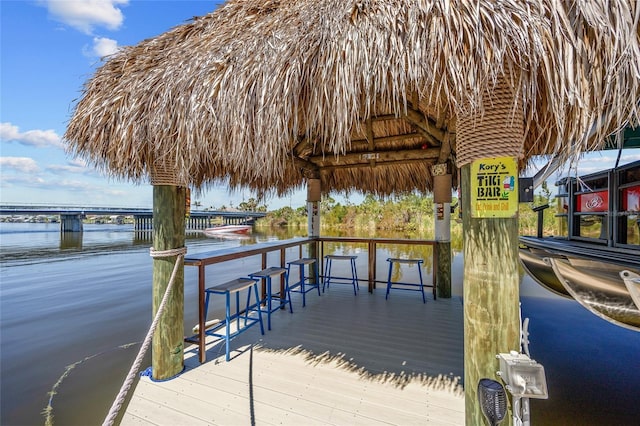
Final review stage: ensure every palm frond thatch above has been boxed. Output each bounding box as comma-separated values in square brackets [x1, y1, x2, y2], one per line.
[64, 0, 640, 197]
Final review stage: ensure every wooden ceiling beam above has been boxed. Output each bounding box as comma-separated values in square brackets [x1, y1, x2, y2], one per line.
[366, 117, 375, 167]
[321, 157, 437, 171]
[310, 147, 440, 167]
[350, 132, 423, 148]
[358, 114, 399, 122]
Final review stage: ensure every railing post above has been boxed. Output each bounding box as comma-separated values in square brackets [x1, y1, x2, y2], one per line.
[368, 240, 376, 292]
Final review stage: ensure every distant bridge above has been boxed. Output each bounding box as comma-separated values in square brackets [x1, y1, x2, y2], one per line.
[0, 204, 267, 233]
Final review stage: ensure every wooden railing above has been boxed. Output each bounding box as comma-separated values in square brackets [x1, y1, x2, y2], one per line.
[184, 236, 437, 363]
[316, 237, 437, 292]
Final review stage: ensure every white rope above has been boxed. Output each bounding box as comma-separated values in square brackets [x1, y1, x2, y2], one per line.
[102, 247, 186, 426]
[150, 246, 187, 258]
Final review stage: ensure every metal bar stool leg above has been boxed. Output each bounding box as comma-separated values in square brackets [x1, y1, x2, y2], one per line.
[418, 264, 426, 304]
[350, 258, 359, 294]
[284, 270, 293, 313]
[386, 260, 393, 300]
[299, 265, 306, 307]
[252, 282, 265, 335]
[204, 291, 211, 319]
[314, 261, 321, 296]
[225, 292, 231, 361]
[323, 257, 331, 291]
[266, 276, 272, 330]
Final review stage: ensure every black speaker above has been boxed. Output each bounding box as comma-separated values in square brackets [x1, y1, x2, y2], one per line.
[519, 177, 534, 202]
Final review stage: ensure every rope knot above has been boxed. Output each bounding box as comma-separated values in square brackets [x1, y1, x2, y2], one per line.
[149, 247, 187, 258]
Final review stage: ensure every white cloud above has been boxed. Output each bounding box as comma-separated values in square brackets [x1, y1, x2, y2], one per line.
[1, 122, 64, 149]
[45, 0, 129, 34]
[0, 157, 41, 173]
[103, 188, 127, 196]
[58, 179, 96, 191]
[68, 158, 88, 168]
[91, 36, 119, 57]
[47, 164, 84, 174]
[0, 173, 127, 199]
[47, 159, 96, 175]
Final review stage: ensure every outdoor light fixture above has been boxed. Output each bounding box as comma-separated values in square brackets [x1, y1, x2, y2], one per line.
[478, 378, 507, 426]
[497, 351, 549, 426]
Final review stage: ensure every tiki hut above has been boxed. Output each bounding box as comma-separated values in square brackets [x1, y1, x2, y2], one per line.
[64, 1, 640, 424]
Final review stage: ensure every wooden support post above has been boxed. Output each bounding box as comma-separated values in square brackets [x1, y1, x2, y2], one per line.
[457, 76, 523, 425]
[461, 165, 520, 425]
[151, 185, 185, 380]
[432, 165, 452, 298]
[435, 242, 451, 297]
[307, 178, 321, 282]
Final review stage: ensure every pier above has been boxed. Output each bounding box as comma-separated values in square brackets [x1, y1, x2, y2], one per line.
[123, 286, 465, 425]
[122, 236, 464, 425]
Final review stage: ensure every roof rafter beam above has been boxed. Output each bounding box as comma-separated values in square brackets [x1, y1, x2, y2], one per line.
[409, 125, 439, 146]
[403, 108, 446, 143]
[292, 137, 315, 158]
[291, 156, 319, 179]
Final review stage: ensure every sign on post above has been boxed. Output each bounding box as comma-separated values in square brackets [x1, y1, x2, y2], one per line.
[471, 157, 518, 218]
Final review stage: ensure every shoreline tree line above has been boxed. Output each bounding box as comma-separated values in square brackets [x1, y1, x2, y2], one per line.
[257, 181, 556, 238]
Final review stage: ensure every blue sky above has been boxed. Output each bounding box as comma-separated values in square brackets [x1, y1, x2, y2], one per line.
[0, 0, 309, 210]
[1, 1, 638, 211]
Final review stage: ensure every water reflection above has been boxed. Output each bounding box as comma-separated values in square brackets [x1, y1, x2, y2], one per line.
[60, 232, 83, 249]
[1, 223, 639, 426]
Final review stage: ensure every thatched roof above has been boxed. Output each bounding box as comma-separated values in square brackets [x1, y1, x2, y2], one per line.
[64, 0, 640, 198]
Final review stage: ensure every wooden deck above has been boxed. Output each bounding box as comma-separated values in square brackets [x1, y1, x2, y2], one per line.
[121, 283, 465, 425]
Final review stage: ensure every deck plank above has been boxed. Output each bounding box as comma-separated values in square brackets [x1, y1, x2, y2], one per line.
[122, 284, 465, 425]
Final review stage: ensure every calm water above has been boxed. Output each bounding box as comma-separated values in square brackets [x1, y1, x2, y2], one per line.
[1, 223, 639, 425]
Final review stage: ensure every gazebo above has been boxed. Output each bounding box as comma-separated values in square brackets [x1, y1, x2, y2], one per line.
[64, 1, 640, 424]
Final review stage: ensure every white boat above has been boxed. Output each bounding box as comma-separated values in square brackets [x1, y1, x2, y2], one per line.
[519, 158, 640, 331]
[203, 224, 252, 236]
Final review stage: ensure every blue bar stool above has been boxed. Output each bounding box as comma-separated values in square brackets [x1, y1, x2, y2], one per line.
[286, 258, 320, 307]
[323, 255, 359, 295]
[249, 266, 292, 330]
[386, 258, 426, 303]
[203, 277, 264, 361]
